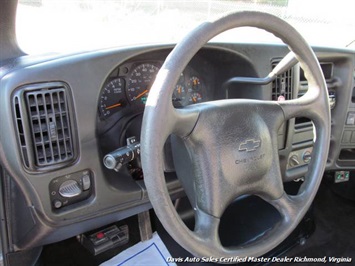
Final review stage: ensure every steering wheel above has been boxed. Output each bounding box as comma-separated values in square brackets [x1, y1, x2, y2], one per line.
[141, 11, 330, 258]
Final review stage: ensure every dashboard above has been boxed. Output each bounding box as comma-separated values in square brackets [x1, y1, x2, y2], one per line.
[0, 43, 354, 251]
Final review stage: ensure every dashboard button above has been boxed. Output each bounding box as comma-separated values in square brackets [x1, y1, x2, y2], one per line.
[82, 175, 91, 191]
[346, 112, 355, 125]
[289, 155, 300, 168]
[53, 200, 62, 209]
[302, 151, 312, 163]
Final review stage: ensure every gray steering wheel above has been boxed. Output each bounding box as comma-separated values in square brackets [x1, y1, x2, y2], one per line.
[141, 11, 330, 258]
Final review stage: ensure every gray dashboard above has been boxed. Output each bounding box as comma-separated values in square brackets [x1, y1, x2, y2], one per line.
[0, 43, 354, 250]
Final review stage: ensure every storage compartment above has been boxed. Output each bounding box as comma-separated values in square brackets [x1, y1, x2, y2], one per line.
[293, 117, 313, 144]
[337, 149, 355, 167]
[352, 86, 355, 103]
[339, 149, 355, 160]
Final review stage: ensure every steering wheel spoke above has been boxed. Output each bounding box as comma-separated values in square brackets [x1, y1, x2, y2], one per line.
[172, 106, 200, 137]
[277, 88, 324, 122]
[255, 152, 284, 200]
[266, 193, 304, 225]
[194, 208, 221, 246]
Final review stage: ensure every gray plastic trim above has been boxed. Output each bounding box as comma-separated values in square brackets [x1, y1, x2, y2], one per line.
[0, 42, 352, 250]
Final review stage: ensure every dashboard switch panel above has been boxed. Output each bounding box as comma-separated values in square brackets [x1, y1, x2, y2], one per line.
[49, 169, 93, 210]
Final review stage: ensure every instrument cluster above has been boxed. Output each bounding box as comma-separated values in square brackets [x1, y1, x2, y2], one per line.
[98, 61, 207, 119]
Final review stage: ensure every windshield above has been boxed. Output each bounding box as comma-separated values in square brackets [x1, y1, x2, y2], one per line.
[16, 0, 355, 55]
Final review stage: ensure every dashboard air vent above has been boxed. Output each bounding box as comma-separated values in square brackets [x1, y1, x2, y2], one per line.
[14, 96, 30, 168]
[272, 60, 293, 101]
[271, 59, 294, 150]
[13, 82, 77, 171]
[26, 88, 73, 167]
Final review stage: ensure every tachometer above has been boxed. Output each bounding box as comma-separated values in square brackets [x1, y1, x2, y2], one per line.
[99, 78, 126, 118]
[127, 63, 160, 105]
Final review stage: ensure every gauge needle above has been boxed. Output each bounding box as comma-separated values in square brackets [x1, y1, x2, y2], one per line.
[134, 89, 149, 100]
[106, 102, 122, 110]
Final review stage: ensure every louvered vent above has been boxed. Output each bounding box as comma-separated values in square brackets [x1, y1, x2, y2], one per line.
[272, 60, 293, 101]
[271, 60, 294, 150]
[14, 96, 30, 168]
[26, 88, 73, 166]
[13, 82, 76, 171]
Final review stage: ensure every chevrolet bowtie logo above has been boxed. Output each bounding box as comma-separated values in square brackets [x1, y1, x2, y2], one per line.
[239, 139, 261, 152]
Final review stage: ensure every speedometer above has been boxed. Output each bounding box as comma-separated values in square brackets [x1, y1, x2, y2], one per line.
[127, 63, 160, 105]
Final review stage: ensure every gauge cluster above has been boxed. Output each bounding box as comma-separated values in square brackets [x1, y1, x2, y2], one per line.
[98, 61, 207, 119]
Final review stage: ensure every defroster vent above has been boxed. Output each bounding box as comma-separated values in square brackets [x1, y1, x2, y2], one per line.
[272, 60, 293, 101]
[13, 82, 77, 171]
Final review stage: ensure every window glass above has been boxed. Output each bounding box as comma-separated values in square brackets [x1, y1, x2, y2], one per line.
[16, 0, 355, 55]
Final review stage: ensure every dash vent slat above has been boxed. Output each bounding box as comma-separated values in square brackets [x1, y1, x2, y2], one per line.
[26, 88, 73, 167]
[14, 96, 30, 168]
[271, 59, 294, 150]
[272, 60, 293, 101]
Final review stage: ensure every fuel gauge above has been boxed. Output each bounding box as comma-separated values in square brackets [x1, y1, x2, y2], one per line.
[187, 75, 205, 104]
[172, 73, 188, 107]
